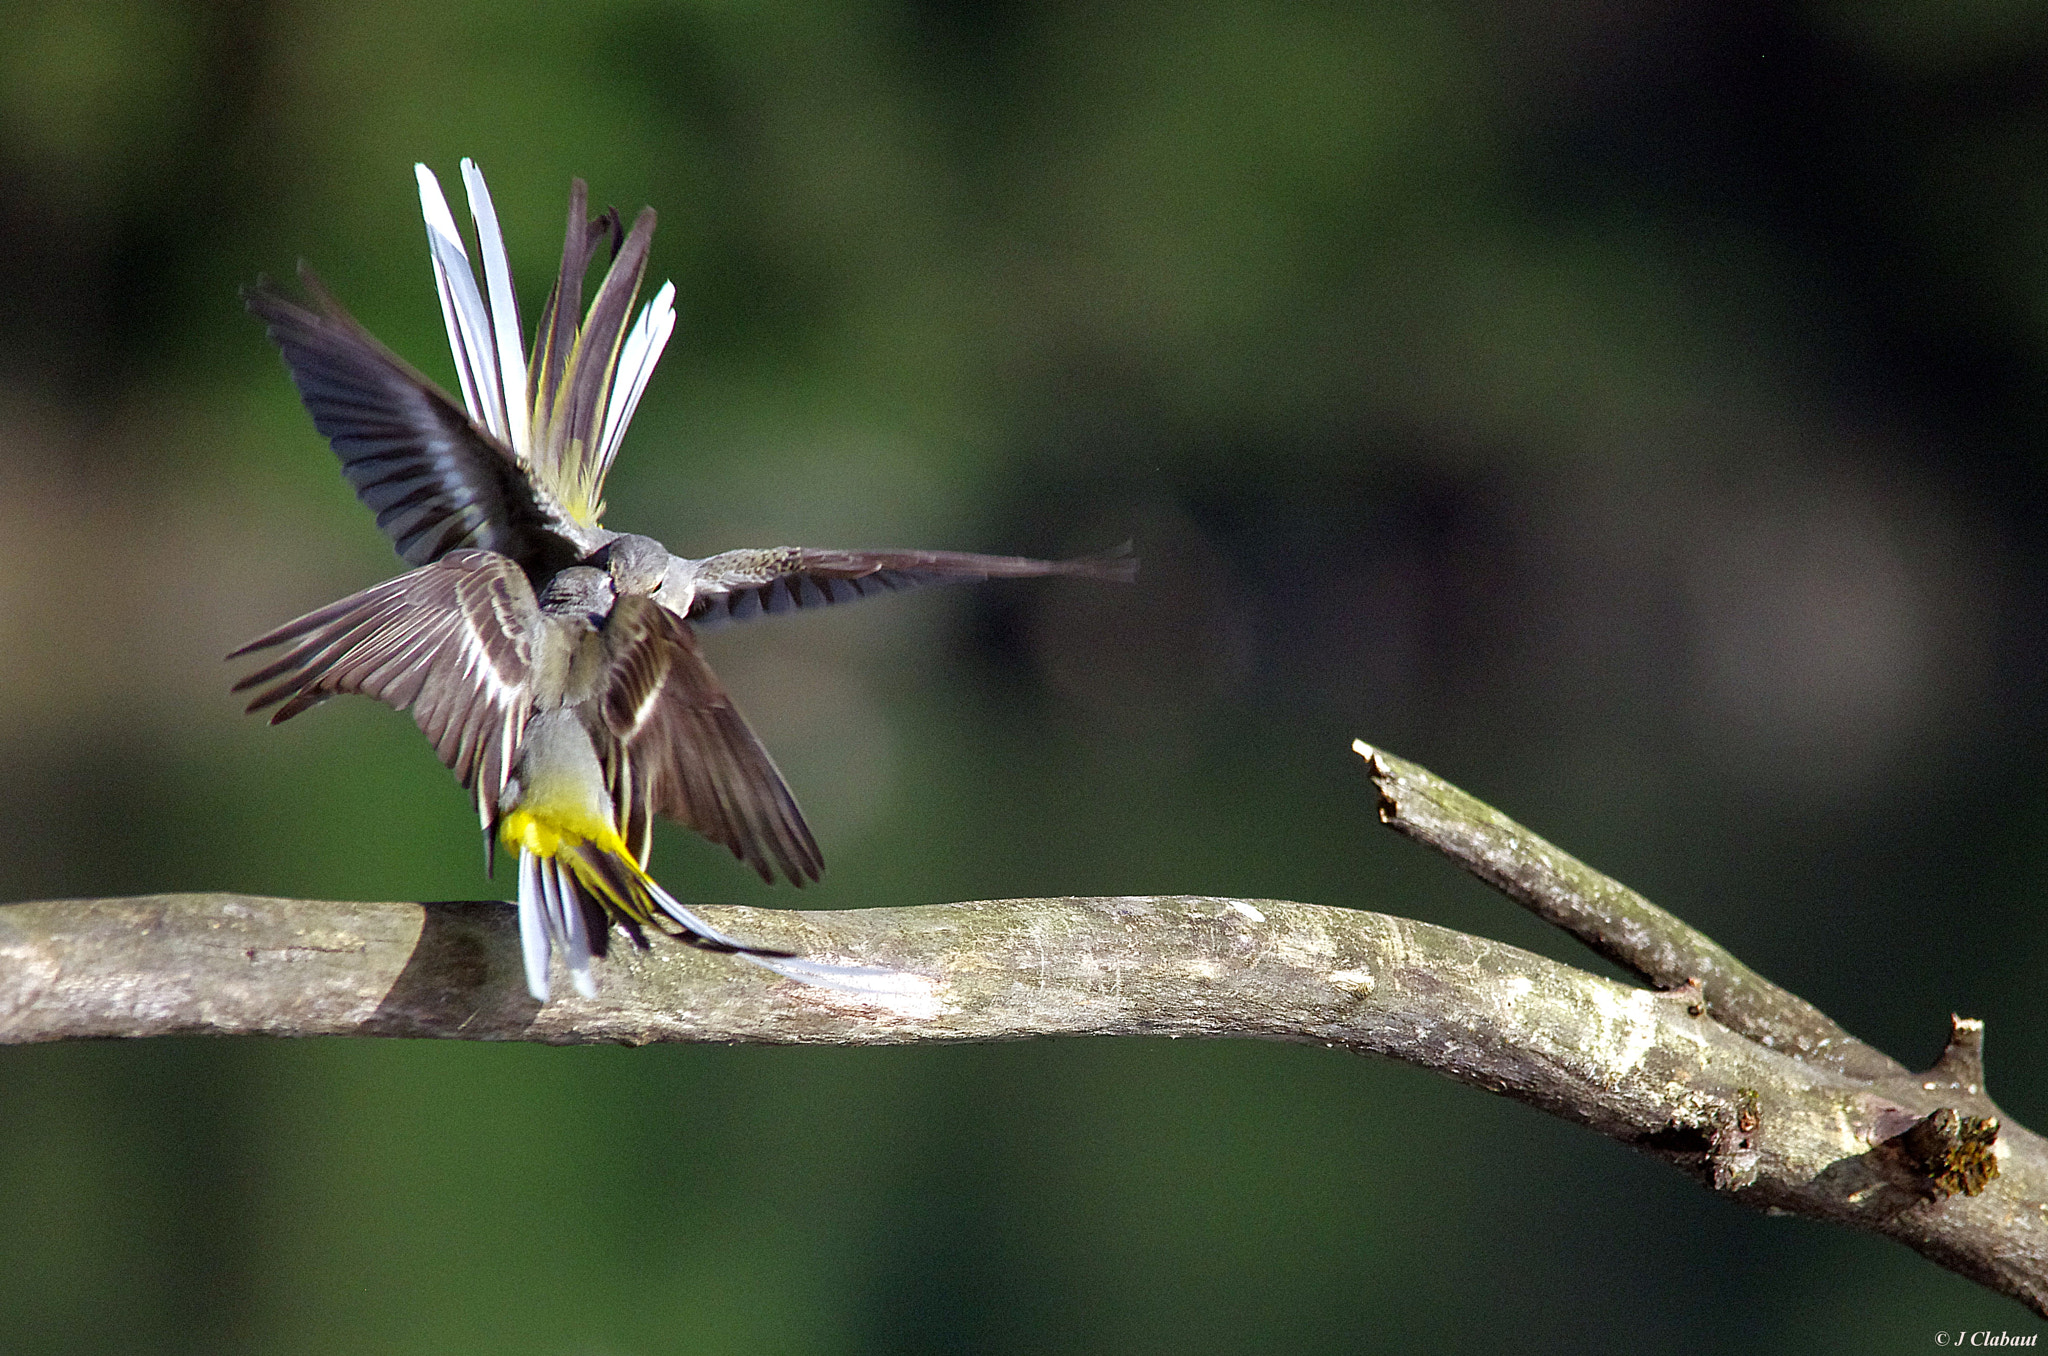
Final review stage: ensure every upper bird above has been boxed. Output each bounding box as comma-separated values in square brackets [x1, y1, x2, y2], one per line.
[234, 159, 1131, 1001]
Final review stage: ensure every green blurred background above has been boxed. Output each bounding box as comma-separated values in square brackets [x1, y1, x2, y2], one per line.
[1, 0, 2045, 1349]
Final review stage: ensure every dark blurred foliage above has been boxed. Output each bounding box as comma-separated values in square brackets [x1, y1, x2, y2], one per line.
[2, 0, 2046, 1349]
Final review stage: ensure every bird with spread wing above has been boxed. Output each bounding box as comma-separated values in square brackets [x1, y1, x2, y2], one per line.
[232, 160, 1132, 1002]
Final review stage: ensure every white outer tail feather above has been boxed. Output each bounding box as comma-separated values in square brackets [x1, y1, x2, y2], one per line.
[515, 850, 550, 1002]
[516, 847, 597, 1002]
[595, 280, 677, 486]
[638, 875, 913, 998]
[458, 158, 532, 464]
[415, 163, 506, 445]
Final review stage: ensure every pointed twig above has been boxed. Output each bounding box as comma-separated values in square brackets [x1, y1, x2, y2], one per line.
[1927, 1016, 1990, 1094]
[1354, 741, 1904, 1080]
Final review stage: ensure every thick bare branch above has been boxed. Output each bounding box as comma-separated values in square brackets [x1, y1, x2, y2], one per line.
[0, 889, 2042, 1312]
[1355, 740, 1905, 1080]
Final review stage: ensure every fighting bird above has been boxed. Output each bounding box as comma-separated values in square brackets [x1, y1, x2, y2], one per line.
[234, 159, 1132, 1002]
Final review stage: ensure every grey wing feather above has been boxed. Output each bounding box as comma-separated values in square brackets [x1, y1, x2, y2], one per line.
[598, 598, 823, 886]
[244, 266, 587, 575]
[229, 550, 540, 818]
[680, 543, 1136, 628]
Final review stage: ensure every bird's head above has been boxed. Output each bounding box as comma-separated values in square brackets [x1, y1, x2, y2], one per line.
[536, 566, 615, 625]
[601, 534, 669, 597]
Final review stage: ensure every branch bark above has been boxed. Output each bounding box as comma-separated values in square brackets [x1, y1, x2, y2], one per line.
[1, 747, 2040, 1315]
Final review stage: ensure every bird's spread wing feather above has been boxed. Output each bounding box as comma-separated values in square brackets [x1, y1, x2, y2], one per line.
[244, 268, 587, 574]
[229, 550, 541, 822]
[596, 597, 822, 886]
[676, 543, 1138, 628]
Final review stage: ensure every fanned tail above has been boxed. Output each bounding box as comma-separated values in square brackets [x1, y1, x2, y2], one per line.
[508, 820, 904, 1003]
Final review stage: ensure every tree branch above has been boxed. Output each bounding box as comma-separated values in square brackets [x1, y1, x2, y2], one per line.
[1, 748, 2040, 1314]
[1356, 740, 1905, 1079]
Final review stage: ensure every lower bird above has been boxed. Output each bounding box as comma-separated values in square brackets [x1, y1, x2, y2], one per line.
[233, 538, 908, 999]
[235, 158, 1132, 1000]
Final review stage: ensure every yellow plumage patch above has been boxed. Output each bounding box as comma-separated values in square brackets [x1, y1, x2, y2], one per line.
[499, 806, 665, 929]
[500, 805, 604, 859]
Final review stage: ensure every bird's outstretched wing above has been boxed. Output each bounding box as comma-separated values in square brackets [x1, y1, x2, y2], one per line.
[596, 597, 823, 886]
[244, 267, 588, 576]
[672, 543, 1138, 628]
[229, 550, 542, 823]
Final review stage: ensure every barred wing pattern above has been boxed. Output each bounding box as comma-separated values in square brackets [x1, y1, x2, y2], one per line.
[244, 268, 587, 575]
[230, 551, 540, 826]
[677, 544, 1138, 628]
[598, 597, 822, 887]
